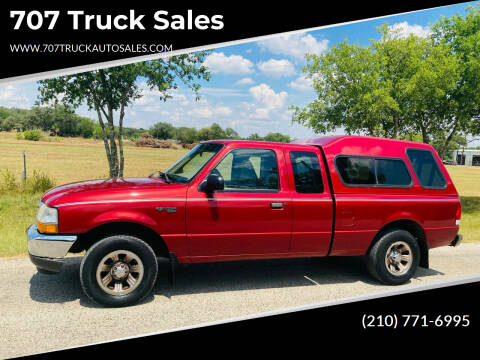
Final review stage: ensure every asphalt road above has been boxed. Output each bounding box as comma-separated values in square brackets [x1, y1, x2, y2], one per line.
[1, 243, 480, 359]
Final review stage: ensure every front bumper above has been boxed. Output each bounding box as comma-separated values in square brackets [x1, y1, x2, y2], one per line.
[27, 224, 77, 273]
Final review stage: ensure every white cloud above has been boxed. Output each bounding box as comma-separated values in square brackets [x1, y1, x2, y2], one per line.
[0, 85, 30, 108]
[257, 59, 295, 77]
[203, 52, 254, 74]
[134, 96, 151, 105]
[258, 33, 329, 60]
[388, 22, 431, 38]
[288, 76, 313, 91]
[135, 86, 192, 111]
[200, 87, 247, 97]
[249, 84, 288, 109]
[190, 105, 232, 118]
[143, 104, 161, 113]
[236, 77, 255, 85]
[248, 83, 288, 119]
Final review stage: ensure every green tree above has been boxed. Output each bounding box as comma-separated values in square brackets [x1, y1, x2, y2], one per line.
[0, 106, 14, 122]
[432, 133, 467, 160]
[78, 117, 95, 138]
[196, 126, 212, 141]
[1, 116, 17, 131]
[263, 132, 292, 143]
[292, 26, 440, 138]
[24, 106, 55, 131]
[51, 105, 80, 136]
[3, 108, 29, 131]
[37, 53, 210, 177]
[403, 132, 467, 160]
[149, 122, 175, 140]
[247, 133, 262, 140]
[175, 127, 198, 144]
[209, 123, 226, 139]
[224, 127, 239, 139]
[292, 12, 479, 157]
[431, 5, 480, 138]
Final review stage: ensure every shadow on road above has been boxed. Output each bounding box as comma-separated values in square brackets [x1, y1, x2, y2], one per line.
[28, 255, 444, 307]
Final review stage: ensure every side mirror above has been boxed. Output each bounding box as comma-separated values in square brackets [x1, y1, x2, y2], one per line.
[199, 173, 224, 193]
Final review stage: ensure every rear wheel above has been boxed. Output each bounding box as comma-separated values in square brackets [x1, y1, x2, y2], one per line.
[367, 230, 420, 285]
[80, 235, 158, 307]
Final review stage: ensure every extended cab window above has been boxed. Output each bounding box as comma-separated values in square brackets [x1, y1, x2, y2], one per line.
[213, 148, 279, 191]
[336, 156, 411, 187]
[290, 151, 324, 193]
[376, 159, 412, 186]
[336, 157, 375, 185]
[406, 149, 447, 188]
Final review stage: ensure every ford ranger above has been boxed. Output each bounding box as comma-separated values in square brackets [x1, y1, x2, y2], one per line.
[27, 136, 462, 306]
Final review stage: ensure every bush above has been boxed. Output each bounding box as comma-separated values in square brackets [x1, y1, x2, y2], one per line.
[24, 170, 56, 194]
[92, 125, 120, 140]
[0, 169, 20, 193]
[92, 125, 104, 139]
[15, 132, 23, 140]
[263, 132, 292, 143]
[23, 129, 43, 141]
[150, 122, 175, 139]
[174, 127, 198, 145]
[78, 117, 95, 138]
[0, 169, 55, 194]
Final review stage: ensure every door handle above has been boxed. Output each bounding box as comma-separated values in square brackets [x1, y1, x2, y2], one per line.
[270, 202, 283, 209]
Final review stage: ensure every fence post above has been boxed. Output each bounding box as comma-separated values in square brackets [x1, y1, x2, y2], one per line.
[22, 151, 26, 182]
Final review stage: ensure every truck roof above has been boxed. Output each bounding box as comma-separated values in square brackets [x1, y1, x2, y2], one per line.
[294, 134, 431, 148]
[294, 135, 434, 158]
[207, 135, 433, 157]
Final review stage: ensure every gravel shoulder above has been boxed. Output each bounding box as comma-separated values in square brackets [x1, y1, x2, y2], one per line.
[1, 243, 480, 359]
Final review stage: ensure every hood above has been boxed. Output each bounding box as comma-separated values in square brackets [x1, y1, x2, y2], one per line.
[42, 177, 187, 207]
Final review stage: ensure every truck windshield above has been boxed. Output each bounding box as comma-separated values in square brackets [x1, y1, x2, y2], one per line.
[164, 142, 224, 183]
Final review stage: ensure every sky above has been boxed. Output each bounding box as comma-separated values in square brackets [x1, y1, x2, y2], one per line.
[0, 1, 478, 140]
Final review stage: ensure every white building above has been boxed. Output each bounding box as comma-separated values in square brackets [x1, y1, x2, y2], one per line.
[453, 149, 480, 166]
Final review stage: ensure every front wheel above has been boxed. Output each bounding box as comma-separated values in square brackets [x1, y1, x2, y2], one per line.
[366, 230, 420, 285]
[80, 235, 158, 307]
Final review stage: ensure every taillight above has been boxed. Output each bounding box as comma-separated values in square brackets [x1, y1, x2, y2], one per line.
[455, 203, 462, 225]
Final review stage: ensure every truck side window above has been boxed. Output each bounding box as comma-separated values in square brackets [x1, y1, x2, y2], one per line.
[336, 156, 411, 187]
[290, 152, 324, 193]
[214, 148, 279, 191]
[376, 159, 411, 186]
[406, 149, 447, 188]
[336, 157, 376, 185]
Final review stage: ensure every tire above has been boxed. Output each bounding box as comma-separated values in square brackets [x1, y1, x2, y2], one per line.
[366, 230, 420, 285]
[80, 235, 158, 307]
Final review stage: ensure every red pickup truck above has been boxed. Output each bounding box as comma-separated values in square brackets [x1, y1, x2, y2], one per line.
[27, 136, 462, 306]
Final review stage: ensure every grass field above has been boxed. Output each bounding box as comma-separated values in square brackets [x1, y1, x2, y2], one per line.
[0, 132, 188, 184]
[0, 131, 479, 257]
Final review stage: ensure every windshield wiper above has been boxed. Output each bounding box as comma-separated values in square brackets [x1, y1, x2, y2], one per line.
[149, 171, 173, 184]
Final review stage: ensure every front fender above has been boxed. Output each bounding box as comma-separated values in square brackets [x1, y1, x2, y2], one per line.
[86, 210, 158, 231]
[58, 205, 160, 234]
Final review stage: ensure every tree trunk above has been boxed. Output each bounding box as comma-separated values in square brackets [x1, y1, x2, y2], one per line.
[393, 114, 399, 139]
[440, 119, 459, 160]
[118, 101, 126, 177]
[94, 105, 118, 178]
[421, 123, 430, 144]
[106, 109, 119, 177]
[98, 69, 120, 178]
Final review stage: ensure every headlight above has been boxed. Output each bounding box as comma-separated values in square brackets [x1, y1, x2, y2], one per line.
[36, 202, 58, 233]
